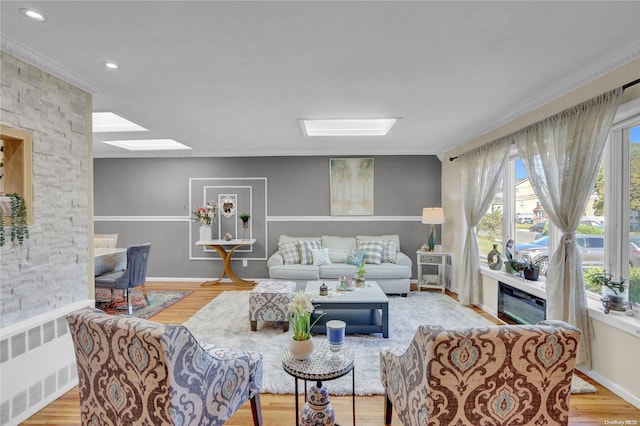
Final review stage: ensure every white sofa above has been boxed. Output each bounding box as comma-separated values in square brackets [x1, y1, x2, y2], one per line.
[267, 235, 412, 296]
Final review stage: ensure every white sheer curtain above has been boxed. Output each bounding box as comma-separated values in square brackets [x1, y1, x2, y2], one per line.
[514, 88, 623, 367]
[458, 138, 511, 305]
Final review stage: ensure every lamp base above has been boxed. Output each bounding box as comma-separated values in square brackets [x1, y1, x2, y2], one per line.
[427, 224, 436, 251]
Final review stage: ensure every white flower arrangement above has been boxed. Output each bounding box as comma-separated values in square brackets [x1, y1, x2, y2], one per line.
[288, 291, 324, 341]
[192, 202, 218, 225]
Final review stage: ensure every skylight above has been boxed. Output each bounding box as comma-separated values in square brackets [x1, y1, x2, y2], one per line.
[20, 8, 45, 21]
[92, 112, 148, 133]
[100, 139, 191, 151]
[301, 118, 397, 136]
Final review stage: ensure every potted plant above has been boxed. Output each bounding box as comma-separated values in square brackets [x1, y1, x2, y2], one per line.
[505, 255, 539, 281]
[287, 291, 325, 360]
[596, 272, 629, 314]
[520, 256, 540, 281]
[0, 192, 30, 247]
[239, 212, 251, 228]
[354, 261, 366, 286]
[191, 202, 217, 241]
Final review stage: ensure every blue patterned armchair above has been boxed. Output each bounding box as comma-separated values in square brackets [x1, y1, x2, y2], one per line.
[67, 307, 263, 425]
[380, 320, 581, 426]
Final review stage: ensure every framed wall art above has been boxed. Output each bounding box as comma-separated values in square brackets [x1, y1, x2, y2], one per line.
[329, 157, 374, 215]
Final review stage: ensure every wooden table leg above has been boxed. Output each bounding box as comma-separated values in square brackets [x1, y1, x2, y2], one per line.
[200, 244, 255, 287]
[225, 245, 256, 286]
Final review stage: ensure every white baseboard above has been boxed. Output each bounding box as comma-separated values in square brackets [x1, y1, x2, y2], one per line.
[577, 366, 640, 409]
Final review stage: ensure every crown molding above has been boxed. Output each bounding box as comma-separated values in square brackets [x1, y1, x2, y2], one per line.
[1, 34, 99, 94]
[442, 40, 640, 158]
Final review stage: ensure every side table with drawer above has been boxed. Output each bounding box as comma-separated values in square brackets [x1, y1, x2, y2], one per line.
[416, 251, 451, 292]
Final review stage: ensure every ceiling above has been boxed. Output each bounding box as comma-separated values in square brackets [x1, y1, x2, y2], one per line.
[2, 1, 640, 159]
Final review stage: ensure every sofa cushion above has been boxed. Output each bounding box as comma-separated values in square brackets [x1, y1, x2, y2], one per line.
[357, 235, 401, 253]
[358, 240, 384, 264]
[327, 249, 349, 263]
[382, 240, 397, 263]
[278, 241, 301, 264]
[322, 236, 356, 263]
[322, 236, 356, 250]
[346, 248, 365, 266]
[269, 264, 320, 280]
[363, 263, 412, 279]
[299, 240, 321, 265]
[279, 235, 321, 244]
[319, 264, 357, 278]
[312, 248, 331, 266]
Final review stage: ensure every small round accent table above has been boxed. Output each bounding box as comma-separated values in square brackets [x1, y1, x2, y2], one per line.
[281, 341, 355, 426]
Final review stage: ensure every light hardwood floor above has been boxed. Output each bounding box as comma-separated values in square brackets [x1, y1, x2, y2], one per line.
[22, 281, 640, 425]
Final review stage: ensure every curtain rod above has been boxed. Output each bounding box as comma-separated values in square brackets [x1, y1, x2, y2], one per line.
[449, 79, 640, 162]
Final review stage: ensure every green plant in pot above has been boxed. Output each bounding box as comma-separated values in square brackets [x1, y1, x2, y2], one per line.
[355, 261, 366, 285]
[239, 212, 251, 228]
[505, 255, 539, 281]
[595, 272, 629, 314]
[520, 256, 540, 281]
[0, 192, 29, 247]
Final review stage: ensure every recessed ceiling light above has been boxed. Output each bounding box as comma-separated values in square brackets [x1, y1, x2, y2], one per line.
[100, 139, 192, 151]
[104, 62, 119, 70]
[92, 112, 148, 133]
[301, 118, 397, 136]
[20, 8, 45, 21]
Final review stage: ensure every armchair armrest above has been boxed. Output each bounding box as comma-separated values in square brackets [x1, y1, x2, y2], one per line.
[267, 252, 284, 268]
[202, 343, 264, 397]
[395, 251, 413, 267]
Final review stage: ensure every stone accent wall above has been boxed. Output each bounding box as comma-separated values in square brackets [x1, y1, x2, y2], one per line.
[0, 52, 91, 328]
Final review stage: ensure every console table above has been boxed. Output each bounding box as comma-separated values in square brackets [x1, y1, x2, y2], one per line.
[196, 239, 256, 287]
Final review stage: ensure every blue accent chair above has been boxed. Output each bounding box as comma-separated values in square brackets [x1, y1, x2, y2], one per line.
[95, 242, 151, 315]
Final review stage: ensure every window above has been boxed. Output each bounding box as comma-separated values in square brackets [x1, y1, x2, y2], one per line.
[497, 101, 638, 295]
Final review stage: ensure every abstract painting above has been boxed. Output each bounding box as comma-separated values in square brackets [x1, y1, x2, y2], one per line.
[330, 158, 374, 215]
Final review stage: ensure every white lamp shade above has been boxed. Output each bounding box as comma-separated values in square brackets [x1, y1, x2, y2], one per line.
[422, 207, 445, 224]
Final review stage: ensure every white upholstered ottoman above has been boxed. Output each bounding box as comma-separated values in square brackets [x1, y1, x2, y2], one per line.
[249, 280, 296, 332]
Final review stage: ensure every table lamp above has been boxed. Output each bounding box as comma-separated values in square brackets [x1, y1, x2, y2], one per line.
[422, 207, 445, 251]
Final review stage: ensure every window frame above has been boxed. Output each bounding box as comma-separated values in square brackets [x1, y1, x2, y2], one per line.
[603, 98, 640, 287]
[500, 98, 640, 295]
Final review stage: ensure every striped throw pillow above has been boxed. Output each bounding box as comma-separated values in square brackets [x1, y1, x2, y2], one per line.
[298, 240, 321, 265]
[358, 240, 384, 265]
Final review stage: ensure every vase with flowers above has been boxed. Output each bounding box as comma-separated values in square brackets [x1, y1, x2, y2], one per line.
[288, 291, 325, 360]
[192, 202, 218, 241]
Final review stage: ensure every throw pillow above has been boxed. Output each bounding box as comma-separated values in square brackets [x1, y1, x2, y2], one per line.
[298, 240, 321, 265]
[358, 240, 384, 265]
[346, 248, 365, 266]
[382, 240, 397, 263]
[279, 241, 301, 264]
[312, 248, 331, 266]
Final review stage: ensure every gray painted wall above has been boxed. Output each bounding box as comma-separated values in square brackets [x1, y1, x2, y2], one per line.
[94, 155, 441, 280]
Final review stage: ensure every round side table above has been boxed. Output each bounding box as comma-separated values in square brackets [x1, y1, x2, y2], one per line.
[281, 341, 355, 426]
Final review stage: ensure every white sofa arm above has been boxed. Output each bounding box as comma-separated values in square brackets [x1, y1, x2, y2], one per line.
[395, 252, 413, 267]
[267, 252, 284, 268]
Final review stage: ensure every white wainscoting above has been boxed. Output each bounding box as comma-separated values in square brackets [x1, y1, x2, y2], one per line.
[0, 300, 92, 426]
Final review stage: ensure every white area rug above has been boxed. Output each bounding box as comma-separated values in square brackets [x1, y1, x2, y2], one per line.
[184, 290, 595, 396]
